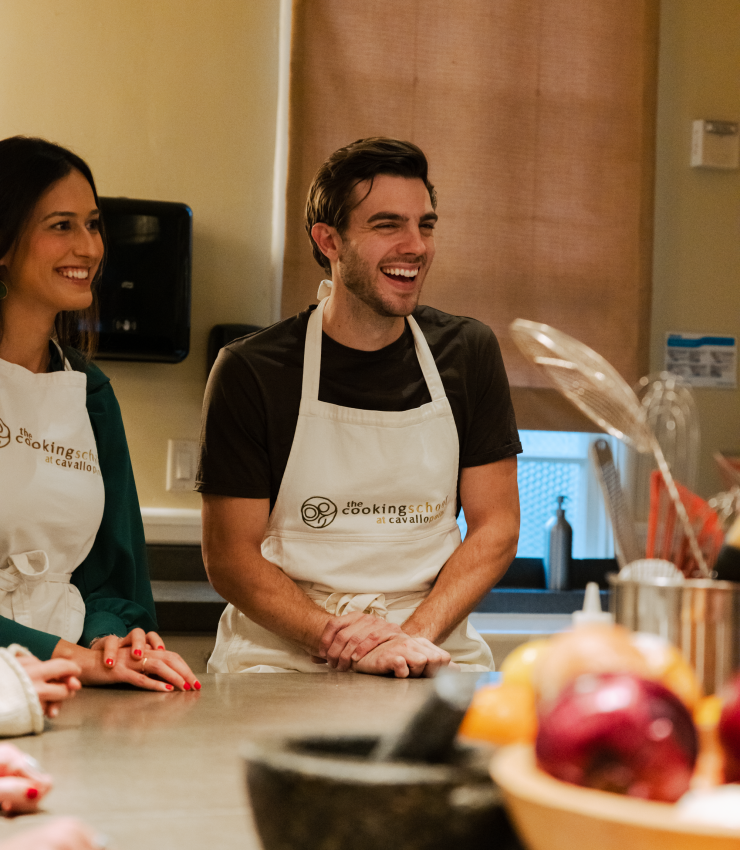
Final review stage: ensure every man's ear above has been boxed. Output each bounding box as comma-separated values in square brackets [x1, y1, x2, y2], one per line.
[311, 223, 342, 264]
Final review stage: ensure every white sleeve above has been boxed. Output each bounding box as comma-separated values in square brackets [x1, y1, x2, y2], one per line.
[0, 645, 44, 736]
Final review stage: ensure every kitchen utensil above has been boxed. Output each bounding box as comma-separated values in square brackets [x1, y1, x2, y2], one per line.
[609, 573, 740, 695]
[635, 371, 699, 489]
[242, 733, 521, 850]
[491, 745, 740, 850]
[647, 470, 724, 574]
[509, 318, 710, 577]
[617, 560, 683, 581]
[372, 671, 478, 763]
[709, 453, 740, 531]
[589, 438, 641, 569]
[714, 451, 740, 490]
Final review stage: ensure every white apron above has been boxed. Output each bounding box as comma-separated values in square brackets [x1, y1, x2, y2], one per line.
[209, 292, 493, 673]
[0, 348, 105, 644]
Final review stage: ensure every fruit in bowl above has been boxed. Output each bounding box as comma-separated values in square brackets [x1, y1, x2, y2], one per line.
[718, 672, 740, 782]
[535, 673, 698, 802]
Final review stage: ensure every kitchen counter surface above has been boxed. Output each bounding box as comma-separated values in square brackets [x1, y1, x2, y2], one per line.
[0, 674, 437, 850]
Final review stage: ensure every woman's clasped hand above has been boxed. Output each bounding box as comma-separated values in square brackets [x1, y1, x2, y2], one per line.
[64, 629, 200, 693]
[14, 653, 81, 719]
[0, 745, 104, 849]
[0, 743, 52, 815]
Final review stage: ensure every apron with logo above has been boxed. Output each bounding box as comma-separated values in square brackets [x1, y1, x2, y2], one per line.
[209, 292, 493, 673]
[0, 349, 105, 644]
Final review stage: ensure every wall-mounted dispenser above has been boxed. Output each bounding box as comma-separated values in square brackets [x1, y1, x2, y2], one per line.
[91, 197, 192, 363]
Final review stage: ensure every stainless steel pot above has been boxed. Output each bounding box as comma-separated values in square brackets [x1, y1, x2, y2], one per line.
[608, 574, 740, 695]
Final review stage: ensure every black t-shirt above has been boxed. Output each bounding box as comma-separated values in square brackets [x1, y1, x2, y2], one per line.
[196, 304, 521, 509]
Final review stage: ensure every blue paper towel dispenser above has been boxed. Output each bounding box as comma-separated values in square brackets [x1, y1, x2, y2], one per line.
[91, 197, 192, 363]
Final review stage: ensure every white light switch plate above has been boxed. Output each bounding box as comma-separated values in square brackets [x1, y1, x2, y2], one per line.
[166, 440, 199, 492]
[691, 119, 740, 169]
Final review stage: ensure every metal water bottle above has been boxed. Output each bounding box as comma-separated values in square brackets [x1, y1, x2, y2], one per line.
[544, 495, 572, 591]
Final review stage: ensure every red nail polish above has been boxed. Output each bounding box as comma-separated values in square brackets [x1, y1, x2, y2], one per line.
[133, 649, 142, 658]
[166, 684, 173, 690]
[194, 681, 201, 691]
[26, 788, 38, 800]
[183, 682, 191, 691]
[105, 658, 114, 667]
[158, 645, 164, 650]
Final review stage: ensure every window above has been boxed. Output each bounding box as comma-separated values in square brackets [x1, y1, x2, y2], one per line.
[458, 431, 620, 559]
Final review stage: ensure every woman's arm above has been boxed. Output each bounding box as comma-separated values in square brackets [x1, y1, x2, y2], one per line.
[0, 618, 61, 661]
[70, 367, 158, 649]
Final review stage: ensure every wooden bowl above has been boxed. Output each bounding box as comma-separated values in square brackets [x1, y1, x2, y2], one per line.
[491, 745, 740, 850]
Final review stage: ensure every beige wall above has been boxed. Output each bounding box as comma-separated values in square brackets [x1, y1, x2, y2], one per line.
[653, 0, 740, 497]
[0, 1, 281, 508]
[1, 0, 737, 509]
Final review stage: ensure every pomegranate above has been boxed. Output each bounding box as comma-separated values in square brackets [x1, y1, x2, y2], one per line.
[718, 672, 740, 782]
[536, 673, 698, 802]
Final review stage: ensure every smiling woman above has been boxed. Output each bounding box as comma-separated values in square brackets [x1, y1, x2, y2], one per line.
[0, 137, 198, 697]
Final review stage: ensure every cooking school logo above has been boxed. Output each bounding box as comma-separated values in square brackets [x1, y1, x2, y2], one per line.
[300, 495, 450, 529]
[0, 415, 101, 475]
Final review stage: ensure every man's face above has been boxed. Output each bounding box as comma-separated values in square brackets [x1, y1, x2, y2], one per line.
[335, 174, 437, 318]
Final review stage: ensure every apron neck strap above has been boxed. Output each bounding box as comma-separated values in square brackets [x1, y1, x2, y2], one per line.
[302, 299, 447, 402]
[51, 340, 73, 373]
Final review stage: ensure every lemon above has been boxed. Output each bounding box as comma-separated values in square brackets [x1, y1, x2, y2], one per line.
[499, 638, 550, 689]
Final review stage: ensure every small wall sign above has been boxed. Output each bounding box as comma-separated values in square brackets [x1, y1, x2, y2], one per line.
[665, 333, 737, 388]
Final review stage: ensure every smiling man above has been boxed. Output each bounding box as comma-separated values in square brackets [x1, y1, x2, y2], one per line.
[197, 137, 521, 677]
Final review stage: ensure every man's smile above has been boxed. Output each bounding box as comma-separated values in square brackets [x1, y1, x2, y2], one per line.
[381, 266, 419, 282]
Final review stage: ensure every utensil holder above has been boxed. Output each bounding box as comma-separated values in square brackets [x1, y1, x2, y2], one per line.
[609, 574, 740, 695]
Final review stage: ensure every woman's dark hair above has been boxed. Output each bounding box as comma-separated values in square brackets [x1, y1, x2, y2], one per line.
[305, 137, 437, 273]
[0, 136, 105, 363]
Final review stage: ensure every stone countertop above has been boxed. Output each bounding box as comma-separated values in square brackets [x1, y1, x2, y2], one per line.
[1, 674, 438, 850]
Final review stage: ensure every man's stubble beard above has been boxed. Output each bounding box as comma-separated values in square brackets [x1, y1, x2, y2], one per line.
[338, 241, 422, 319]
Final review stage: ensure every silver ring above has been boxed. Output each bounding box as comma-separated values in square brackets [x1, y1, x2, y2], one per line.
[93, 832, 110, 849]
[141, 656, 148, 670]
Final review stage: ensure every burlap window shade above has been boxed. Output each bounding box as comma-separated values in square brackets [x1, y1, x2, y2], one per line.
[282, 1, 659, 430]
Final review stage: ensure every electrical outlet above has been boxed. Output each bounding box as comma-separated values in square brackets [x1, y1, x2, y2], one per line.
[166, 440, 199, 492]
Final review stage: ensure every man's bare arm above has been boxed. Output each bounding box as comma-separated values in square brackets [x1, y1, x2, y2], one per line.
[401, 456, 520, 645]
[202, 494, 332, 654]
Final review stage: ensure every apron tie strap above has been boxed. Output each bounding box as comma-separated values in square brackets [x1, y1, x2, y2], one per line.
[321, 591, 389, 619]
[300, 584, 430, 620]
[0, 551, 72, 627]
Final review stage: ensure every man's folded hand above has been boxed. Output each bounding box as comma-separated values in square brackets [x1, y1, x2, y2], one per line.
[352, 635, 453, 678]
[318, 612, 403, 672]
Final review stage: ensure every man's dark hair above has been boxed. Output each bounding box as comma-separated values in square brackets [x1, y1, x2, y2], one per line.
[305, 137, 437, 273]
[0, 136, 105, 363]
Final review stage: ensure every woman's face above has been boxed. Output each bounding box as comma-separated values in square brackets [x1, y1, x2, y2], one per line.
[0, 169, 103, 319]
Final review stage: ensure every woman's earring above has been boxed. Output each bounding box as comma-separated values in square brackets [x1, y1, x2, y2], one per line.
[0, 280, 7, 300]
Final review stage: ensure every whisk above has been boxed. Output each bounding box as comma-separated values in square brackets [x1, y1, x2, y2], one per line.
[635, 371, 699, 489]
[509, 318, 710, 577]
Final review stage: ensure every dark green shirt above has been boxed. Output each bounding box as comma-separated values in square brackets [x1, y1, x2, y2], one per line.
[0, 348, 157, 659]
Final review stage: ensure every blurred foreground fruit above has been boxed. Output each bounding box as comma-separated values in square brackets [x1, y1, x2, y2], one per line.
[536, 673, 698, 802]
[459, 682, 537, 746]
[630, 631, 702, 711]
[692, 695, 725, 789]
[718, 673, 740, 782]
[533, 624, 650, 706]
[499, 639, 549, 690]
